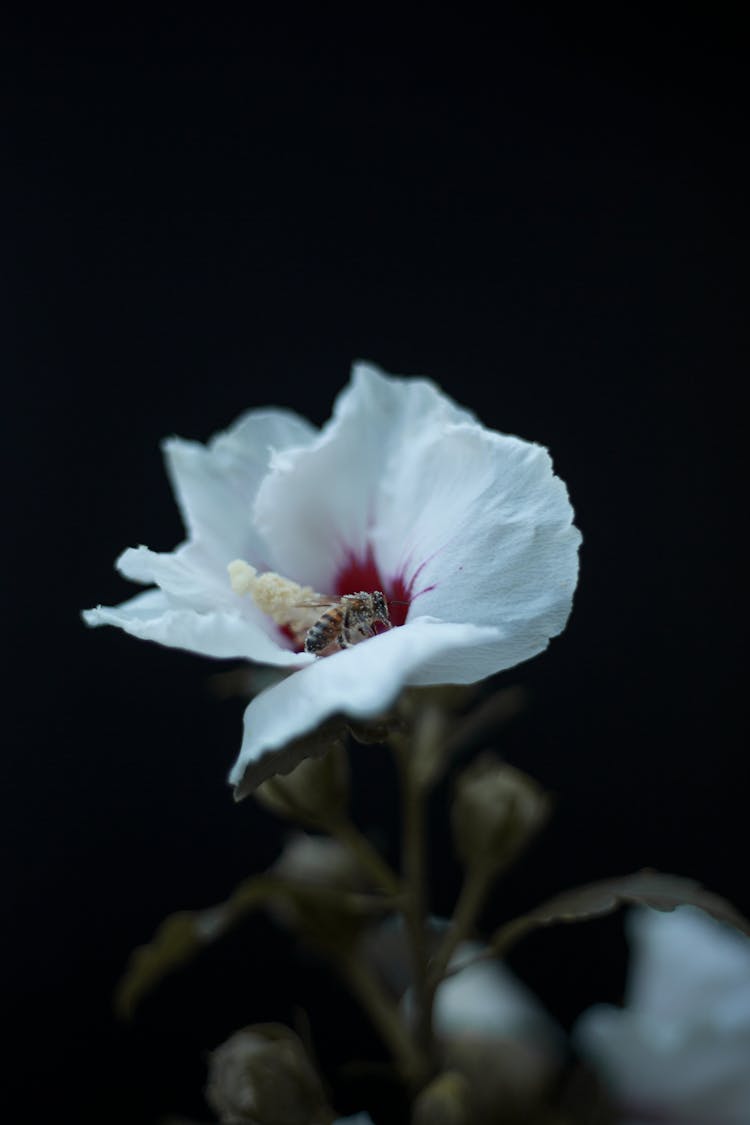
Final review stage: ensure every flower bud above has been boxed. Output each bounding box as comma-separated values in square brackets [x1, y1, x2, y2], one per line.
[272, 831, 367, 892]
[451, 757, 549, 873]
[440, 1034, 558, 1125]
[410, 702, 450, 789]
[430, 943, 564, 1124]
[268, 832, 373, 949]
[255, 742, 349, 826]
[411, 1071, 472, 1125]
[205, 1024, 331, 1125]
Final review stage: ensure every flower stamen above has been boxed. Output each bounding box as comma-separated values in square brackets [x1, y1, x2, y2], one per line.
[228, 560, 322, 642]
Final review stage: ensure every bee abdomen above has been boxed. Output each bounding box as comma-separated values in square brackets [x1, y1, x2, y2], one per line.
[304, 611, 339, 654]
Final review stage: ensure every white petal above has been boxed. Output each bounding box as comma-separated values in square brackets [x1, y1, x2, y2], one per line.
[432, 942, 562, 1047]
[574, 907, 750, 1124]
[371, 421, 579, 638]
[253, 361, 477, 589]
[575, 1007, 750, 1123]
[626, 906, 750, 1026]
[83, 585, 314, 666]
[253, 363, 579, 681]
[86, 409, 318, 661]
[83, 586, 169, 622]
[163, 408, 316, 566]
[230, 618, 499, 792]
[116, 544, 238, 611]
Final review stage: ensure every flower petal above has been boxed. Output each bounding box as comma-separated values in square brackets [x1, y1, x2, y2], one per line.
[84, 585, 314, 666]
[85, 409, 318, 659]
[432, 942, 562, 1047]
[116, 544, 238, 611]
[574, 907, 750, 1124]
[371, 421, 579, 641]
[231, 617, 500, 793]
[253, 361, 477, 589]
[163, 408, 316, 566]
[575, 1007, 750, 1124]
[253, 363, 579, 680]
[626, 905, 750, 1026]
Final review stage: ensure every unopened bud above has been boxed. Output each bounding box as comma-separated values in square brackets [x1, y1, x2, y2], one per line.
[440, 1034, 558, 1125]
[273, 832, 367, 892]
[205, 1024, 331, 1125]
[268, 832, 372, 948]
[255, 742, 349, 826]
[411, 702, 450, 789]
[451, 757, 549, 873]
[411, 1071, 472, 1125]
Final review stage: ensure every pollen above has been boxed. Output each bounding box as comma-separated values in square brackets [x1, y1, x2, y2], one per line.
[227, 560, 321, 636]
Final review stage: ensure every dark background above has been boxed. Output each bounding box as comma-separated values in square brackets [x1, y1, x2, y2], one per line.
[4, 12, 746, 1124]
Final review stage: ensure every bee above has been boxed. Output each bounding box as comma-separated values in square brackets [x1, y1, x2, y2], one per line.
[303, 591, 392, 655]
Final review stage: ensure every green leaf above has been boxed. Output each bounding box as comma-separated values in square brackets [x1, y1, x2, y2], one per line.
[115, 876, 275, 1019]
[490, 869, 750, 956]
[115, 872, 394, 1019]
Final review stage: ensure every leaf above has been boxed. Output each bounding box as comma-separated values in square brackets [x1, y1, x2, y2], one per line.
[489, 869, 750, 957]
[115, 873, 394, 1019]
[115, 876, 276, 1019]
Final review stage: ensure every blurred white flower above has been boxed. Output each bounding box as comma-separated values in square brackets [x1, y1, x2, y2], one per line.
[417, 939, 564, 1122]
[362, 911, 564, 1120]
[84, 362, 580, 793]
[430, 941, 563, 1050]
[575, 906, 750, 1125]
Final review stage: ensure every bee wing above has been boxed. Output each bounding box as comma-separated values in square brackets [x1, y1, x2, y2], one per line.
[294, 595, 339, 608]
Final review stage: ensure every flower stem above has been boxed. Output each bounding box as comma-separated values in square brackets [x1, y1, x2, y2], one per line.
[341, 952, 428, 1085]
[329, 817, 403, 898]
[393, 741, 437, 1086]
[259, 776, 402, 898]
[430, 862, 495, 985]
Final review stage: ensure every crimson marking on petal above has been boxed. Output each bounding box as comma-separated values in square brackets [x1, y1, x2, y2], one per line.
[334, 547, 412, 627]
[409, 582, 436, 604]
[404, 556, 438, 605]
[278, 623, 301, 651]
[335, 549, 382, 598]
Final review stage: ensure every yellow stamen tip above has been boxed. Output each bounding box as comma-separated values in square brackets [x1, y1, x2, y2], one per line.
[228, 559, 258, 596]
[228, 560, 321, 635]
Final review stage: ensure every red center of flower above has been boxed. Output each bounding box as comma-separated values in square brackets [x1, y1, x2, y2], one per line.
[334, 547, 412, 628]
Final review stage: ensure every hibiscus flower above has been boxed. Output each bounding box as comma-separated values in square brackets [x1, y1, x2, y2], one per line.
[84, 362, 580, 795]
[574, 906, 750, 1124]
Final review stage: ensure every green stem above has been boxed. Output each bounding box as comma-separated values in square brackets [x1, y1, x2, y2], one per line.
[261, 779, 402, 898]
[329, 817, 403, 897]
[341, 953, 428, 1085]
[430, 862, 495, 986]
[488, 912, 536, 958]
[394, 741, 436, 1084]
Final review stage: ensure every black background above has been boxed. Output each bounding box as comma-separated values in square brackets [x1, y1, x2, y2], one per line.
[4, 12, 746, 1124]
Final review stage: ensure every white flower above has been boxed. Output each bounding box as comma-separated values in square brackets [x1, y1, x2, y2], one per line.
[574, 906, 750, 1125]
[410, 938, 564, 1118]
[430, 942, 563, 1051]
[84, 362, 580, 794]
[370, 914, 563, 1108]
